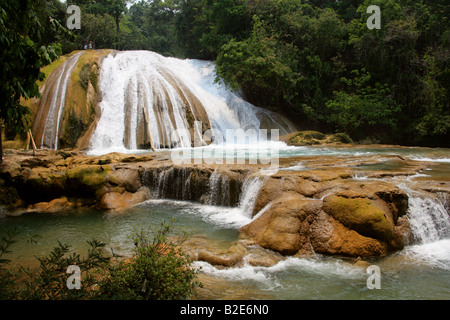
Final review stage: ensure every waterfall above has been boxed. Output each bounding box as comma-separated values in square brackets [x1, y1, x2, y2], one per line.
[400, 185, 450, 244]
[207, 170, 231, 207]
[143, 167, 194, 201]
[32, 50, 296, 153]
[89, 51, 199, 152]
[33, 52, 83, 149]
[89, 51, 254, 153]
[239, 175, 266, 217]
[88, 51, 294, 154]
[141, 166, 266, 214]
[396, 185, 450, 270]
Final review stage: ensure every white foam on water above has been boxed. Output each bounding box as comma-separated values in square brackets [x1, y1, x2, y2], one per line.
[143, 199, 252, 229]
[401, 186, 450, 244]
[239, 175, 266, 218]
[409, 157, 450, 163]
[401, 239, 450, 271]
[193, 256, 366, 285]
[280, 162, 306, 171]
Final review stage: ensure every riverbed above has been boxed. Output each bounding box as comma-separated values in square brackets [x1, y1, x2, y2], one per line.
[1, 145, 449, 300]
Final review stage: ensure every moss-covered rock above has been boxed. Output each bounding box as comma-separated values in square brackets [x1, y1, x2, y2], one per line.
[28, 50, 110, 150]
[289, 131, 326, 146]
[283, 131, 354, 146]
[322, 195, 395, 241]
[65, 165, 111, 197]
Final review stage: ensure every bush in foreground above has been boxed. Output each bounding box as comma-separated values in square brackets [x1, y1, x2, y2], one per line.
[0, 222, 201, 300]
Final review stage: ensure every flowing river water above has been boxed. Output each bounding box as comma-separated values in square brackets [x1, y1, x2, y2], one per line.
[1, 145, 449, 300]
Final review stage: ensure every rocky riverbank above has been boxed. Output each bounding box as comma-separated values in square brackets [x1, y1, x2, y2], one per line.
[0, 147, 449, 265]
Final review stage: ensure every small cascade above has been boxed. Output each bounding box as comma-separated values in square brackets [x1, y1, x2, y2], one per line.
[142, 166, 243, 206]
[141, 166, 267, 215]
[143, 167, 195, 201]
[400, 185, 450, 244]
[32, 52, 83, 149]
[239, 175, 266, 217]
[207, 170, 231, 207]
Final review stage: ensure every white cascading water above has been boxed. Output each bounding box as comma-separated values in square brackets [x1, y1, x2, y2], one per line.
[399, 185, 450, 244]
[164, 54, 262, 134]
[239, 175, 266, 218]
[398, 185, 450, 270]
[207, 170, 231, 207]
[88, 51, 275, 154]
[40, 52, 83, 149]
[90, 51, 191, 152]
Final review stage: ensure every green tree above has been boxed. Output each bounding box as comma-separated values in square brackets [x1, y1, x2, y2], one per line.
[0, 0, 60, 145]
[176, 0, 209, 59]
[347, 0, 449, 145]
[176, 0, 251, 59]
[81, 12, 117, 49]
[215, 0, 347, 128]
[98, 221, 201, 300]
[216, 16, 300, 112]
[326, 69, 401, 142]
[107, 0, 127, 49]
[414, 51, 450, 146]
[136, 0, 182, 56]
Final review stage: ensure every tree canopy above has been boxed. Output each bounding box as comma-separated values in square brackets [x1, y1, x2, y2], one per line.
[0, 0, 62, 140]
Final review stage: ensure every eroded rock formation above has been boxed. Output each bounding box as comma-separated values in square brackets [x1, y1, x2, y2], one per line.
[1, 149, 448, 262]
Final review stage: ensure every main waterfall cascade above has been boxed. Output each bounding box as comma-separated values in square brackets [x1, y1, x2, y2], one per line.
[30, 50, 296, 153]
[88, 50, 296, 154]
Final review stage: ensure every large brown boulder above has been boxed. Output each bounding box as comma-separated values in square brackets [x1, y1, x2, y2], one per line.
[99, 187, 150, 211]
[240, 178, 411, 258]
[309, 211, 388, 257]
[240, 194, 320, 256]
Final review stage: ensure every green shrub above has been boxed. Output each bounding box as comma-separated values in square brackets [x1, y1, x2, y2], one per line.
[0, 227, 21, 300]
[332, 133, 353, 144]
[0, 222, 202, 300]
[98, 221, 202, 300]
[79, 63, 91, 91]
[19, 240, 109, 300]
